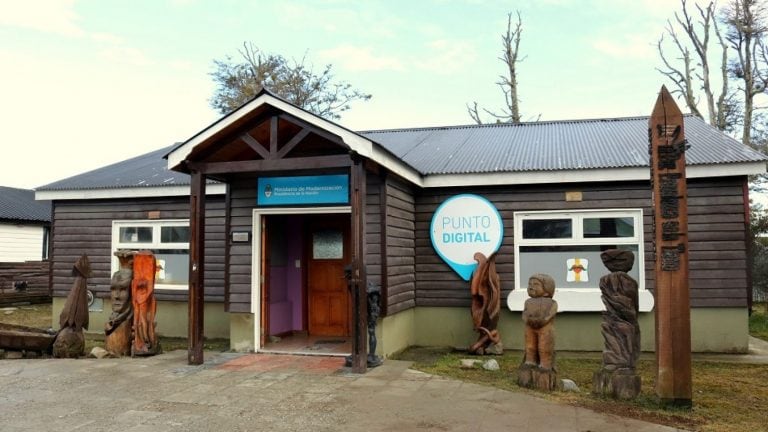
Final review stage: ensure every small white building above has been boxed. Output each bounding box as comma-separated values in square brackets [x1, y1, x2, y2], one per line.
[0, 186, 50, 262]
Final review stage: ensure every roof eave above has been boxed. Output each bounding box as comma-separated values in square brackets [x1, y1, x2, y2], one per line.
[420, 161, 766, 188]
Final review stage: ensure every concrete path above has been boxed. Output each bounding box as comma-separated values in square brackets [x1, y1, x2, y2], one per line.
[0, 351, 681, 432]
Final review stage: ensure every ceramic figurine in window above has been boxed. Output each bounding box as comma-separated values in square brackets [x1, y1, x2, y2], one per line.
[593, 249, 641, 400]
[105, 250, 134, 357]
[131, 250, 161, 356]
[53, 255, 91, 358]
[517, 273, 558, 391]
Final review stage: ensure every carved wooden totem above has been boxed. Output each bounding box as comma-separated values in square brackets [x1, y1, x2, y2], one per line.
[104, 250, 134, 357]
[592, 249, 641, 400]
[517, 273, 558, 391]
[468, 252, 502, 355]
[53, 255, 91, 358]
[649, 86, 692, 407]
[131, 251, 160, 356]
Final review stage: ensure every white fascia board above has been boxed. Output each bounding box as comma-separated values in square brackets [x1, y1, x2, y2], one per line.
[35, 184, 226, 201]
[371, 146, 422, 186]
[421, 161, 766, 188]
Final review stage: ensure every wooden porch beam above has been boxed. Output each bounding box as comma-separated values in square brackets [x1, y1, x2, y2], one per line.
[276, 128, 311, 159]
[188, 169, 206, 365]
[240, 133, 271, 160]
[270, 116, 278, 156]
[187, 154, 351, 175]
[278, 113, 349, 149]
[350, 157, 368, 373]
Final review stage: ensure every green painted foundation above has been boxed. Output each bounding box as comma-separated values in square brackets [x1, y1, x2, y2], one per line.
[52, 298, 230, 339]
[378, 307, 749, 357]
[54, 298, 749, 355]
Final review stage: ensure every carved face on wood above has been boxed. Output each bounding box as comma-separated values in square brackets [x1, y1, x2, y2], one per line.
[600, 249, 635, 273]
[527, 273, 555, 298]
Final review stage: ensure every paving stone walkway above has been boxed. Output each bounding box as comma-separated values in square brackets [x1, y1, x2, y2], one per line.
[0, 350, 682, 432]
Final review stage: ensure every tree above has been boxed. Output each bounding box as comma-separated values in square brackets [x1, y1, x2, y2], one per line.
[468, 11, 527, 124]
[210, 42, 371, 119]
[657, 0, 768, 147]
[657, 0, 737, 132]
[749, 203, 768, 312]
[722, 0, 768, 147]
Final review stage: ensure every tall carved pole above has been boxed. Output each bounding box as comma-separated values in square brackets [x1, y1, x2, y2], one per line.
[649, 86, 692, 407]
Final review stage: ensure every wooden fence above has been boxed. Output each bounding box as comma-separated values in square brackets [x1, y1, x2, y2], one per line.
[0, 261, 50, 306]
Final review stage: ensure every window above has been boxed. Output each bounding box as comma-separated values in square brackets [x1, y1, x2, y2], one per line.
[111, 220, 189, 290]
[508, 209, 654, 312]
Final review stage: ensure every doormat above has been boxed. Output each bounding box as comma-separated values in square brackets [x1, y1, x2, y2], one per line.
[314, 339, 345, 345]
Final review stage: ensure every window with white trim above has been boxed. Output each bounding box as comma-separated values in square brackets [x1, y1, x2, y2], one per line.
[111, 220, 189, 290]
[508, 209, 654, 312]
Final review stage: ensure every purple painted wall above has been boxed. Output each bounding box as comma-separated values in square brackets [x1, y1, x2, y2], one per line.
[268, 215, 304, 335]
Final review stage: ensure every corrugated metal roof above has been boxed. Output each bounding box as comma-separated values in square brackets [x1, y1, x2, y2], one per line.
[0, 186, 50, 222]
[361, 115, 767, 174]
[37, 145, 196, 191]
[36, 114, 767, 192]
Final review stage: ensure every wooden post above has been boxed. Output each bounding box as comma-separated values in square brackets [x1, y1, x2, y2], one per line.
[350, 157, 368, 373]
[188, 169, 206, 365]
[649, 86, 692, 407]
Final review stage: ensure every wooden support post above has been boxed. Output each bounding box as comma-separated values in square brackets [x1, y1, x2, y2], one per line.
[350, 157, 368, 373]
[649, 86, 692, 408]
[188, 169, 206, 365]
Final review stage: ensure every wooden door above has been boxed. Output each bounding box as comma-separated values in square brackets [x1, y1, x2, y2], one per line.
[260, 215, 270, 347]
[307, 216, 350, 337]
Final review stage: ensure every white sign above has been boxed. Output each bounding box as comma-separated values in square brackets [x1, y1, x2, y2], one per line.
[430, 194, 504, 281]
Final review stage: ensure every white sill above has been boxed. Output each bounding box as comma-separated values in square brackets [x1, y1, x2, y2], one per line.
[506, 288, 654, 312]
[155, 284, 189, 291]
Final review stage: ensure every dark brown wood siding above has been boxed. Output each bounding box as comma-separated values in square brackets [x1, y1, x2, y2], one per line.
[227, 171, 371, 314]
[365, 174, 382, 288]
[228, 178, 257, 313]
[385, 176, 416, 314]
[0, 261, 50, 305]
[414, 177, 748, 308]
[50, 196, 226, 303]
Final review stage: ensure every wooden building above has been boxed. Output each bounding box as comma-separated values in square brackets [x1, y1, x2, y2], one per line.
[37, 90, 767, 368]
[0, 186, 50, 305]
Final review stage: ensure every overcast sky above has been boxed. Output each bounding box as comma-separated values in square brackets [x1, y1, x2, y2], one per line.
[0, 0, 734, 191]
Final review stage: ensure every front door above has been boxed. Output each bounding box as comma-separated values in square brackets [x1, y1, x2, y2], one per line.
[307, 216, 350, 337]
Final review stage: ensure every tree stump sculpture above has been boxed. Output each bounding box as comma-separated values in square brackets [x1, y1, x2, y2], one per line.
[53, 255, 91, 358]
[131, 251, 160, 356]
[104, 251, 134, 357]
[517, 273, 558, 391]
[593, 249, 641, 400]
[468, 252, 502, 355]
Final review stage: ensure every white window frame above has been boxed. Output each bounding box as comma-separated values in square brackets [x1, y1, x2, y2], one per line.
[111, 219, 190, 291]
[507, 209, 654, 312]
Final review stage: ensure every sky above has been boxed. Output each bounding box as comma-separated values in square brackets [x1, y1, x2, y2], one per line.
[0, 0, 731, 190]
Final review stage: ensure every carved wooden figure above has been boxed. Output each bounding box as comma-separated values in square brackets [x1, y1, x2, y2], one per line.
[468, 252, 502, 355]
[592, 249, 642, 400]
[53, 255, 91, 358]
[517, 273, 558, 391]
[104, 251, 134, 357]
[131, 251, 160, 356]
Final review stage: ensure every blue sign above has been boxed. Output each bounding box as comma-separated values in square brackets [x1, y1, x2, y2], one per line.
[430, 194, 504, 281]
[257, 175, 349, 206]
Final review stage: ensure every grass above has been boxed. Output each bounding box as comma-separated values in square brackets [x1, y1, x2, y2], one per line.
[393, 348, 768, 432]
[749, 303, 768, 341]
[0, 303, 53, 328]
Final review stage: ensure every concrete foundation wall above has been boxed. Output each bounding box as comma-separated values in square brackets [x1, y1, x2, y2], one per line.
[53, 298, 230, 339]
[377, 308, 415, 357]
[378, 306, 749, 355]
[229, 312, 255, 352]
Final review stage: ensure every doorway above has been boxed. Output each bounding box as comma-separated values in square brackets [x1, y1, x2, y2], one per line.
[251, 207, 352, 355]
